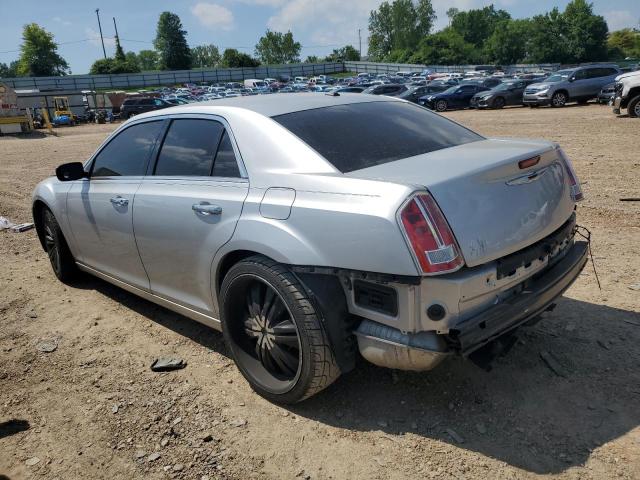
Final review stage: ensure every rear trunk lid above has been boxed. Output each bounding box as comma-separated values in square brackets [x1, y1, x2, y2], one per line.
[348, 138, 575, 267]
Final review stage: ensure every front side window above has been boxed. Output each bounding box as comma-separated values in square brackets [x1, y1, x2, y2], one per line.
[273, 101, 483, 173]
[154, 119, 224, 176]
[92, 121, 163, 177]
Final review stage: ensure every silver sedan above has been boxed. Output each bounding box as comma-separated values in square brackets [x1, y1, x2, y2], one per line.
[32, 93, 588, 403]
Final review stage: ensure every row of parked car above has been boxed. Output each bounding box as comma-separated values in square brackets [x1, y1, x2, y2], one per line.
[119, 64, 631, 119]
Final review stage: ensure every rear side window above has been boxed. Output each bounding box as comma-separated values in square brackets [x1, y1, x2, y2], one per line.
[273, 102, 483, 173]
[155, 119, 224, 176]
[212, 131, 241, 178]
[92, 121, 163, 177]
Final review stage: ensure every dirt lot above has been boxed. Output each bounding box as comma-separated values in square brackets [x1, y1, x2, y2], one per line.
[1, 104, 639, 480]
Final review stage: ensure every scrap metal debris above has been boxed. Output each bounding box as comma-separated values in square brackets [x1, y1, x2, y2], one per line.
[150, 358, 186, 372]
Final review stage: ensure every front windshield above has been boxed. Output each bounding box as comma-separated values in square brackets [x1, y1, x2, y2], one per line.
[545, 71, 572, 82]
[442, 86, 458, 95]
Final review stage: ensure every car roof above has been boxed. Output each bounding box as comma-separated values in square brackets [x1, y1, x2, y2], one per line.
[149, 92, 399, 118]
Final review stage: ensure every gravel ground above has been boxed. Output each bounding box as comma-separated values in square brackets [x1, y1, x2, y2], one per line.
[1, 103, 639, 480]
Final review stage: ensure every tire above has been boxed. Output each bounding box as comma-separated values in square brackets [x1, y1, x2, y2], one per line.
[435, 100, 448, 112]
[493, 97, 506, 109]
[628, 95, 640, 118]
[551, 92, 567, 107]
[42, 208, 77, 283]
[220, 255, 340, 403]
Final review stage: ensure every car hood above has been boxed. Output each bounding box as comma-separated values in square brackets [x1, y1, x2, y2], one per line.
[615, 70, 640, 82]
[348, 138, 575, 267]
[527, 82, 555, 89]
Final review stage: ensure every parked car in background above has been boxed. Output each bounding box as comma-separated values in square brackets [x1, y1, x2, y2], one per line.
[612, 70, 640, 117]
[421, 84, 491, 111]
[470, 79, 535, 109]
[523, 65, 621, 107]
[362, 84, 408, 97]
[334, 86, 365, 93]
[597, 83, 616, 104]
[397, 85, 441, 103]
[35, 93, 587, 404]
[120, 97, 172, 119]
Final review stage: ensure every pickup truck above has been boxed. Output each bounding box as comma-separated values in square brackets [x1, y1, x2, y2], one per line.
[612, 70, 640, 117]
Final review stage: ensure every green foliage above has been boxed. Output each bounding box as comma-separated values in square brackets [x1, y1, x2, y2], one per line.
[136, 50, 159, 71]
[562, 0, 608, 62]
[154, 12, 192, 70]
[0, 61, 20, 78]
[17, 23, 69, 76]
[450, 5, 511, 48]
[221, 49, 260, 68]
[484, 19, 531, 64]
[526, 8, 568, 63]
[409, 28, 478, 65]
[114, 36, 126, 62]
[191, 44, 221, 68]
[89, 57, 140, 75]
[368, 0, 435, 61]
[367, 0, 614, 65]
[608, 29, 640, 59]
[325, 45, 361, 62]
[304, 55, 320, 63]
[254, 30, 301, 64]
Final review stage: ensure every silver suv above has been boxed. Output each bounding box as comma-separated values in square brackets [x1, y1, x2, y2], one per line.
[524, 65, 621, 107]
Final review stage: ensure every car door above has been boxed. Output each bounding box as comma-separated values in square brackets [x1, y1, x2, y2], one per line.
[133, 116, 249, 316]
[507, 81, 527, 105]
[569, 69, 590, 98]
[65, 119, 165, 288]
[455, 85, 477, 107]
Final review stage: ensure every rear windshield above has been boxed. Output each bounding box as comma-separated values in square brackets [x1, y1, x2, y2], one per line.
[272, 101, 482, 172]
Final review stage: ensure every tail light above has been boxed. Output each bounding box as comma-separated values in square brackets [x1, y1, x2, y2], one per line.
[398, 192, 464, 275]
[557, 148, 584, 202]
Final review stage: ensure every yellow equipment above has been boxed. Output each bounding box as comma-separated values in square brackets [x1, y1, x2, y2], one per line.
[53, 96, 77, 124]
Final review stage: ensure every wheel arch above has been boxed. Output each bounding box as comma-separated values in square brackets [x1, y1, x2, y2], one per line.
[32, 199, 50, 251]
[214, 248, 356, 373]
[554, 89, 570, 100]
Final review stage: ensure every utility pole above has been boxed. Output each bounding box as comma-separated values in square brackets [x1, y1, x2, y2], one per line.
[358, 29, 362, 59]
[113, 17, 120, 44]
[95, 8, 107, 59]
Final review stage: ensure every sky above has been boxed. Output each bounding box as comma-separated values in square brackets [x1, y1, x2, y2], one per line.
[1, 0, 639, 74]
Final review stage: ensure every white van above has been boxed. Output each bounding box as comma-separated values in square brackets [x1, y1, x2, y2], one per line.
[244, 79, 267, 89]
[294, 76, 309, 83]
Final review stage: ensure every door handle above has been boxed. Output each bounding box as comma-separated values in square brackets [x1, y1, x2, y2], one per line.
[192, 203, 222, 216]
[110, 196, 129, 207]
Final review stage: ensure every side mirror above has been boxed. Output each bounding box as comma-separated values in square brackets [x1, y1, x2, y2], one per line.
[56, 162, 87, 181]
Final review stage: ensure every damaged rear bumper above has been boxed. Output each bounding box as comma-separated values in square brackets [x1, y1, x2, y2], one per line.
[354, 240, 588, 370]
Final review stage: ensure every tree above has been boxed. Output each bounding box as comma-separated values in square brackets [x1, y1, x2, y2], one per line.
[409, 27, 478, 65]
[562, 0, 608, 62]
[450, 5, 511, 50]
[137, 50, 159, 70]
[526, 8, 569, 63]
[608, 29, 640, 58]
[154, 12, 192, 70]
[255, 30, 301, 64]
[191, 44, 221, 68]
[485, 19, 531, 64]
[446, 8, 459, 26]
[89, 57, 140, 74]
[368, 0, 436, 61]
[114, 36, 126, 62]
[0, 61, 19, 78]
[17, 23, 69, 76]
[304, 55, 320, 63]
[124, 51, 139, 69]
[325, 45, 361, 62]
[221, 49, 260, 68]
